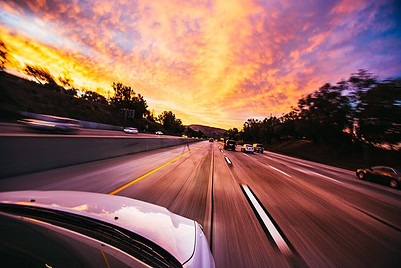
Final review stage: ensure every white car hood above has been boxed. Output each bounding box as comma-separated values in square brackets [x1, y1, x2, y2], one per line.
[0, 190, 196, 264]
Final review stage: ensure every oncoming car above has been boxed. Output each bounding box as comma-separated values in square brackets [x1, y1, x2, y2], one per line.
[155, 131, 164, 135]
[20, 114, 80, 133]
[123, 127, 139, 134]
[0, 191, 215, 268]
[241, 144, 254, 154]
[356, 166, 400, 189]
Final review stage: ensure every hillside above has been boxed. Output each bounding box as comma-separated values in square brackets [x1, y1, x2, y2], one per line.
[188, 124, 226, 138]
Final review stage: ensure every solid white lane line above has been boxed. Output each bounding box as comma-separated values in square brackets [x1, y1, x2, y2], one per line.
[290, 166, 343, 184]
[265, 152, 354, 175]
[312, 171, 343, 184]
[241, 185, 292, 256]
[268, 165, 291, 177]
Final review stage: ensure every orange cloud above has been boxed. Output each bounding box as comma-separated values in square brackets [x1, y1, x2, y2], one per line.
[0, 0, 399, 129]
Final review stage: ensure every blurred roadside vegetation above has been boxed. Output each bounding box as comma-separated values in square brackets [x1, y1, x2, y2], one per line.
[0, 40, 204, 137]
[224, 70, 401, 170]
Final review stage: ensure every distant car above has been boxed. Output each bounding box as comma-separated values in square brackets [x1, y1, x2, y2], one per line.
[182, 134, 188, 138]
[241, 144, 254, 154]
[155, 131, 163, 135]
[253, 143, 264, 153]
[20, 114, 79, 133]
[0, 191, 215, 268]
[356, 166, 401, 189]
[224, 140, 236, 151]
[123, 127, 138, 134]
[209, 138, 214, 142]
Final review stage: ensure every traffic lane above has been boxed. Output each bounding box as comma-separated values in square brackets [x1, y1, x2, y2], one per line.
[257, 151, 401, 199]
[263, 150, 354, 176]
[226, 150, 401, 267]
[262, 151, 401, 195]
[111, 142, 212, 232]
[102, 141, 290, 267]
[0, 122, 122, 137]
[262, 150, 360, 185]
[0, 122, 184, 138]
[250, 152, 401, 227]
[261, 151, 359, 184]
[212, 144, 295, 267]
[0, 141, 205, 193]
[257, 150, 401, 204]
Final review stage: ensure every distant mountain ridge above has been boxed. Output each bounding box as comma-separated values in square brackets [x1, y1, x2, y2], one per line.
[187, 124, 226, 138]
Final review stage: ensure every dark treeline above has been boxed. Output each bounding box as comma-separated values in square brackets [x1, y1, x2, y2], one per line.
[1, 41, 191, 136]
[22, 64, 207, 136]
[1, 40, 195, 135]
[20, 63, 192, 135]
[226, 70, 401, 150]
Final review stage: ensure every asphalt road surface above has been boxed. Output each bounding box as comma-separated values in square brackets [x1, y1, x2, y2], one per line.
[0, 122, 179, 138]
[0, 141, 400, 267]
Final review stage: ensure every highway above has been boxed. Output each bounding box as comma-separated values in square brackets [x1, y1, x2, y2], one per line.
[0, 122, 177, 138]
[0, 140, 400, 267]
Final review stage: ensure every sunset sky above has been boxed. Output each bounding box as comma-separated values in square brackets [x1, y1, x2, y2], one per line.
[1, 0, 400, 129]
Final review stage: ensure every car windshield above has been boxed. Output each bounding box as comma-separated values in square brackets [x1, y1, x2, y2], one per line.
[1, 212, 138, 268]
[0, 204, 181, 268]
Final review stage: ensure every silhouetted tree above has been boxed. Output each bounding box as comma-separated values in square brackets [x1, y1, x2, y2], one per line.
[81, 90, 108, 104]
[185, 127, 204, 138]
[24, 64, 57, 86]
[224, 128, 240, 141]
[146, 109, 156, 122]
[110, 82, 149, 118]
[356, 80, 401, 148]
[297, 83, 352, 143]
[110, 82, 132, 107]
[132, 93, 149, 119]
[236, 69, 400, 149]
[58, 74, 73, 88]
[0, 41, 8, 70]
[348, 69, 377, 103]
[157, 111, 185, 134]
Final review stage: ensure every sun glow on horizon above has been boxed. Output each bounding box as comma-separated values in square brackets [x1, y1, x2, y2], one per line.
[1, 0, 400, 129]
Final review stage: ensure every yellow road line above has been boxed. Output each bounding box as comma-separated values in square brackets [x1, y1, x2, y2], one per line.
[108, 143, 204, 195]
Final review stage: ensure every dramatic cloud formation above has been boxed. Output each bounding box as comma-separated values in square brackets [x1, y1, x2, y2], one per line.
[1, 0, 400, 129]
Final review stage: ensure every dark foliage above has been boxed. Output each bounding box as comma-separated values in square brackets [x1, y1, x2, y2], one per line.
[81, 90, 108, 104]
[157, 111, 185, 135]
[0, 41, 8, 70]
[110, 82, 149, 119]
[356, 80, 401, 147]
[239, 69, 400, 150]
[24, 64, 57, 86]
[184, 127, 205, 138]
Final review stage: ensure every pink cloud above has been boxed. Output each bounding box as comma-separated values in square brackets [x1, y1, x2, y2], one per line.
[0, 0, 400, 129]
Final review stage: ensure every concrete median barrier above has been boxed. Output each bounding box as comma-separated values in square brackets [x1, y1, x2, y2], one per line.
[0, 136, 199, 178]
